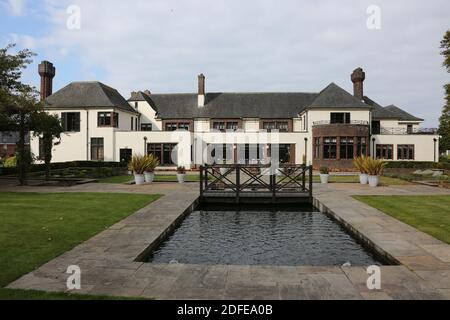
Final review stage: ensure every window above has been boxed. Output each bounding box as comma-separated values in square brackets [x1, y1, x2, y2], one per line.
[323, 137, 337, 159]
[407, 125, 413, 134]
[212, 122, 225, 131]
[135, 118, 138, 131]
[357, 137, 367, 156]
[330, 113, 351, 124]
[262, 121, 289, 132]
[314, 137, 320, 159]
[226, 122, 238, 131]
[212, 121, 239, 132]
[91, 138, 104, 161]
[38, 137, 44, 160]
[119, 148, 132, 164]
[165, 122, 190, 131]
[134, 102, 138, 109]
[376, 144, 393, 160]
[371, 121, 380, 134]
[340, 137, 354, 159]
[147, 143, 177, 165]
[131, 117, 134, 130]
[141, 123, 152, 131]
[98, 112, 118, 127]
[61, 112, 80, 132]
[398, 145, 414, 160]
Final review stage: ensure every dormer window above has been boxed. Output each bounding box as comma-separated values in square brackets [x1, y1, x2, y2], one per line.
[330, 112, 350, 124]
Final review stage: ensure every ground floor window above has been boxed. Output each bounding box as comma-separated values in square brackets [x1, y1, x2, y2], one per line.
[323, 137, 337, 159]
[357, 137, 368, 157]
[119, 148, 132, 164]
[38, 137, 44, 160]
[91, 138, 104, 161]
[339, 137, 354, 159]
[314, 137, 320, 159]
[397, 144, 414, 160]
[147, 143, 177, 165]
[376, 144, 393, 160]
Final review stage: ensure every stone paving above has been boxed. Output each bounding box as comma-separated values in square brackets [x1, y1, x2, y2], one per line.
[3, 179, 450, 299]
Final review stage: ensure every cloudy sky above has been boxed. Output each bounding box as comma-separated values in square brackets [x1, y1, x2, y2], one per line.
[1, 0, 449, 126]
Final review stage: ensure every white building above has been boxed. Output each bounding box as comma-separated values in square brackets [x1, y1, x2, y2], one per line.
[32, 63, 440, 170]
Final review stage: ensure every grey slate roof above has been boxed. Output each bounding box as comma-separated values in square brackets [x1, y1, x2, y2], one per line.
[143, 92, 318, 119]
[45, 81, 139, 114]
[363, 96, 398, 119]
[307, 83, 369, 109]
[384, 105, 423, 122]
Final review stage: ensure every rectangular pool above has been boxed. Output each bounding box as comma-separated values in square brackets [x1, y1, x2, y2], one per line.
[144, 204, 388, 266]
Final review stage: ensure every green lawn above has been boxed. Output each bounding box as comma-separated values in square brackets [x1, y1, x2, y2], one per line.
[353, 195, 450, 244]
[0, 192, 160, 299]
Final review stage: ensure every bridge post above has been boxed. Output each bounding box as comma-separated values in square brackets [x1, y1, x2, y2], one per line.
[236, 165, 240, 203]
[199, 165, 204, 198]
[302, 165, 306, 191]
[309, 165, 313, 199]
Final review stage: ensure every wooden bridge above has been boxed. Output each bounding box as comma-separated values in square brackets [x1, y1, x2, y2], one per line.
[199, 164, 313, 204]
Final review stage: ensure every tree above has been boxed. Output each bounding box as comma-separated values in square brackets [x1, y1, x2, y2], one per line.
[438, 30, 450, 154]
[0, 44, 38, 185]
[32, 111, 63, 181]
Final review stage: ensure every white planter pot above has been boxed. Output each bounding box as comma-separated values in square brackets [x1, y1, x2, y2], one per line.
[144, 172, 155, 183]
[359, 173, 368, 185]
[127, 170, 132, 175]
[368, 175, 379, 187]
[177, 173, 185, 183]
[134, 174, 145, 185]
[320, 174, 329, 184]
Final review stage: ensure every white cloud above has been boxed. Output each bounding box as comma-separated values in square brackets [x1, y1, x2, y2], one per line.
[15, 0, 450, 126]
[4, 0, 26, 16]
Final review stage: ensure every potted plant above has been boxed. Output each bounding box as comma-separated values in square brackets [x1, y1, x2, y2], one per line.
[319, 166, 329, 184]
[354, 156, 368, 184]
[128, 155, 147, 185]
[176, 166, 186, 183]
[363, 157, 387, 187]
[144, 154, 159, 183]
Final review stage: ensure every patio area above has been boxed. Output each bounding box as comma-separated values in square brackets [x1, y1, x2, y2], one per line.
[2, 179, 450, 299]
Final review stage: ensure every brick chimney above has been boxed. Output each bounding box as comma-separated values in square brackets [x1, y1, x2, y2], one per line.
[38, 61, 56, 101]
[198, 73, 205, 107]
[351, 67, 365, 100]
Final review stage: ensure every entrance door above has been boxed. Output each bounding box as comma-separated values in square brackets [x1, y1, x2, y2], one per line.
[119, 148, 132, 165]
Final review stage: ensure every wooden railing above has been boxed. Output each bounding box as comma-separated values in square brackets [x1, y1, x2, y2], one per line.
[199, 164, 313, 202]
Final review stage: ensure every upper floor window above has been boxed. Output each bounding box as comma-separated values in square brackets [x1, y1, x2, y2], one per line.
[262, 121, 289, 132]
[98, 112, 118, 128]
[141, 123, 152, 131]
[165, 122, 190, 131]
[61, 112, 80, 132]
[330, 112, 350, 124]
[212, 121, 238, 132]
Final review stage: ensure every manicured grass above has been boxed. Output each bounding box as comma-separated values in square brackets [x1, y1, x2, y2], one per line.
[0, 288, 143, 300]
[0, 192, 160, 293]
[312, 175, 410, 185]
[353, 195, 450, 244]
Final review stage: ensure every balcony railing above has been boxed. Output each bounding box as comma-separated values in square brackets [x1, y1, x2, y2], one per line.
[312, 120, 369, 126]
[377, 127, 438, 135]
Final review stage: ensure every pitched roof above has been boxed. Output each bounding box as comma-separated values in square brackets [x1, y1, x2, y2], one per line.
[143, 92, 318, 119]
[384, 105, 423, 122]
[45, 81, 139, 114]
[363, 96, 398, 119]
[307, 83, 369, 109]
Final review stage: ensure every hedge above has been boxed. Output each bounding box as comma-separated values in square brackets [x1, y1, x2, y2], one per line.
[384, 161, 450, 170]
[0, 161, 125, 176]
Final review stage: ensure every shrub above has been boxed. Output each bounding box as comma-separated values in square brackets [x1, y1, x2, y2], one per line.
[319, 166, 329, 174]
[128, 155, 148, 174]
[362, 157, 386, 176]
[144, 154, 160, 173]
[4, 156, 17, 168]
[353, 156, 367, 174]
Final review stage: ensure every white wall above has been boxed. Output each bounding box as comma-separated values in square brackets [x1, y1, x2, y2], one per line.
[372, 134, 439, 162]
[129, 100, 161, 131]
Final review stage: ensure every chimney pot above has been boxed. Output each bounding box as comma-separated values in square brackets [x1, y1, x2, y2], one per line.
[351, 67, 365, 100]
[38, 61, 56, 101]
